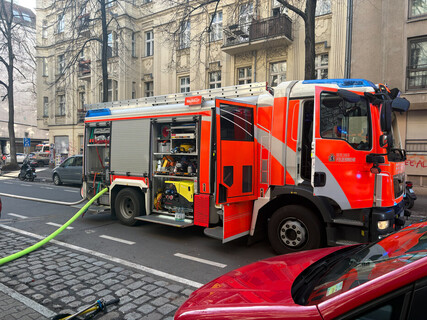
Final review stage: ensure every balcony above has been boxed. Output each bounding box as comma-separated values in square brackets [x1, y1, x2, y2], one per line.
[222, 15, 293, 55]
[78, 59, 91, 80]
[407, 64, 427, 90]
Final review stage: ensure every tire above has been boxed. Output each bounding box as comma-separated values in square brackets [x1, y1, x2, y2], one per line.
[404, 195, 414, 210]
[115, 188, 143, 226]
[53, 174, 62, 185]
[18, 172, 25, 181]
[268, 205, 324, 255]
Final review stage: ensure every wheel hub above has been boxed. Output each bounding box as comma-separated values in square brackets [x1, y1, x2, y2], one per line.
[280, 219, 307, 248]
[121, 198, 135, 218]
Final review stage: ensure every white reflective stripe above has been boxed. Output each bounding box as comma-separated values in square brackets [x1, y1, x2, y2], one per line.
[375, 173, 387, 207]
[314, 157, 351, 210]
[286, 146, 297, 183]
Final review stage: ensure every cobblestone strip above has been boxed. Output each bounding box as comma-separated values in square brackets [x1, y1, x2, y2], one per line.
[0, 230, 194, 319]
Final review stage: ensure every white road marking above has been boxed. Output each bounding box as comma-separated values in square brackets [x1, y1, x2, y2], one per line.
[0, 224, 202, 288]
[20, 184, 32, 187]
[46, 222, 74, 230]
[41, 187, 53, 190]
[8, 213, 28, 219]
[0, 283, 55, 318]
[174, 253, 227, 268]
[3, 182, 12, 184]
[99, 235, 135, 245]
[64, 189, 79, 193]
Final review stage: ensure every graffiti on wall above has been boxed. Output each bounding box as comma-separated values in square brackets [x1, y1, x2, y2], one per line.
[405, 154, 427, 176]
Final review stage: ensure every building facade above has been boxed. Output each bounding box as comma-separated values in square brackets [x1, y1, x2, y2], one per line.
[36, 0, 348, 161]
[350, 0, 427, 184]
[0, 2, 48, 156]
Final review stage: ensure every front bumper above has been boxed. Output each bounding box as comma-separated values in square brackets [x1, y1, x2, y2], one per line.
[371, 201, 407, 240]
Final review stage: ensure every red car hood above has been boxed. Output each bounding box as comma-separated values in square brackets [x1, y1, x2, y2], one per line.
[175, 246, 343, 320]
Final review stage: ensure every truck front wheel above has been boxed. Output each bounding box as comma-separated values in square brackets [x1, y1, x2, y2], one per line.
[268, 205, 323, 254]
[115, 188, 143, 226]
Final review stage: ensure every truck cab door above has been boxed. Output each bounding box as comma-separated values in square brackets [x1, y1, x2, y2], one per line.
[215, 99, 257, 242]
[312, 86, 374, 210]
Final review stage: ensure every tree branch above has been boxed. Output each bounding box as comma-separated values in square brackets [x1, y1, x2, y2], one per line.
[276, 0, 307, 22]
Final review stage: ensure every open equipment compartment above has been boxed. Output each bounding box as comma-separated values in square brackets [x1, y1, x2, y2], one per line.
[84, 122, 111, 200]
[151, 117, 200, 222]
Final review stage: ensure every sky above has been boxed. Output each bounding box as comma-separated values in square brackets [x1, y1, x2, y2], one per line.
[15, 0, 36, 11]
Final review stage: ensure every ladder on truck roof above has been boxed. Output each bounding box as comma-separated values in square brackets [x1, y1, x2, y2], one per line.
[84, 82, 269, 110]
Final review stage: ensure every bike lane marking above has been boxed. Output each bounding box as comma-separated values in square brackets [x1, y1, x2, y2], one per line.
[99, 235, 135, 245]
[46, 222, 74, 230]
[8, 213, 28, 219]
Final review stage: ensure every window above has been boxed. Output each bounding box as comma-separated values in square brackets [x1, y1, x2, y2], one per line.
[57, 14, 64, 33]
[237, 66, 252, 84]
[409, 0, 427, 18]
[78, 13, 89, 31]
[22, 13, 32, 22]
[58, 54, 65, 74]
[99, 80, 118, 102]
[320, 92, 370, 150]
[57, 95, 65, 116]
[179, 21, 190, 49]
[239, 3, 253, 36]
[209, 71, 221, 88]
[145, 31, 153, 56]
[315, 54, 329, 79]
[270, 61, 286, 86]
[132, 82, 137, 99]
[145, 81, 153, 97]
[143, 0, 152, 3]
[43, 97, 49, 117]
[42, 58, 48, 76]
[219, 104, 254, 141]
[132, 32, 137, 57]
[272, 0, 287, 16]
[42, 20, 48, 38]
[179, 76, 190, 93]
[79, 91, 86, 109]
[106, 0, 116, 8]
[408, 37, 427, 89]
[210, 11, 222, 42]
[107, 31, 118, 58]
[315, 0, 331, 16]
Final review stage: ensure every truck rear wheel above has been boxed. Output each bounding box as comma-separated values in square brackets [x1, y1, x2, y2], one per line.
[115, 188, 143, 226]
[268, 205, 323, 254]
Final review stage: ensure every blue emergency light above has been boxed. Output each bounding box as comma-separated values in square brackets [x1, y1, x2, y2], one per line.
[85, 108, 111, 117]
[302, 79, 376, 89]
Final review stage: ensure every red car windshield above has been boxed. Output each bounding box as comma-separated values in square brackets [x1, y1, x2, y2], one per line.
[292, 223, 427, 305]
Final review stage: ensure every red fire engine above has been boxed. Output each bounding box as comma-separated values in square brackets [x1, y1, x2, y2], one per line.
[83, 79, 410, 254]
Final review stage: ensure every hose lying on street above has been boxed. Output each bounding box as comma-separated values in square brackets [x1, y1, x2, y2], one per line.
[0, 192, 86, 206]
[0, 187, 108, 266]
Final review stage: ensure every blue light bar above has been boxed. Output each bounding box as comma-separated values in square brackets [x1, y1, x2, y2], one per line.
[302, 78, 377, 89]
[85, 109, 111, 117]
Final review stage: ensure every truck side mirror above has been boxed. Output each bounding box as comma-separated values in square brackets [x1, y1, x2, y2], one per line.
[336, 89, 361, 103]
[380, 101, 392, 133]
[391, 97, 410, 112]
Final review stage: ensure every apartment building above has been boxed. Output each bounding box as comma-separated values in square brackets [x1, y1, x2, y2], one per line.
[350, 0, 427, 184]
[0, 2, 48, 155]
[36, 0, 348, 160]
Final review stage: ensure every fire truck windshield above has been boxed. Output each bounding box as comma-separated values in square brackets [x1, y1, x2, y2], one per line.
[320, 92, 371, 150]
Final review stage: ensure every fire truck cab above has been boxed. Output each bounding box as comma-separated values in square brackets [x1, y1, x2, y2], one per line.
[83, 79, 410, 254]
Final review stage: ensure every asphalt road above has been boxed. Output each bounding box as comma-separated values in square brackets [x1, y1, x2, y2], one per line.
[0, 174, 275, 286]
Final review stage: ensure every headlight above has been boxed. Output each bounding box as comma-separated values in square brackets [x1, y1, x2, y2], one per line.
[377, 220, 390, 230]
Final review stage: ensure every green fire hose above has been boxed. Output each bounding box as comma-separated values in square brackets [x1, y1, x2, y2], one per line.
[0, 187, 108, 266]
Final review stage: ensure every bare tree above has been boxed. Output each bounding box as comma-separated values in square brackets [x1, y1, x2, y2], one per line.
[0, 0, 35, 167]
[46, 0, 136, 103]
[276, 0, 316, 80]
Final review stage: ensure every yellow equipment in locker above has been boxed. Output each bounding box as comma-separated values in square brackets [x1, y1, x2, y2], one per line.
[165, 180, 194, 203]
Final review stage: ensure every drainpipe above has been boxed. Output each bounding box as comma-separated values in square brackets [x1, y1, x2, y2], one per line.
[344, 0, 353, 78]
[253, 50, 257, 82]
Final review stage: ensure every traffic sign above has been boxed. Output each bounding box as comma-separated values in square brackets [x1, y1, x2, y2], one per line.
[23, 137, 31, 147]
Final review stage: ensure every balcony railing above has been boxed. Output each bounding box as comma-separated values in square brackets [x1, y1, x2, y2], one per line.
[224, 15, 293, 48]
[407, 64, 427, 90]
[78, 59, 91, 78]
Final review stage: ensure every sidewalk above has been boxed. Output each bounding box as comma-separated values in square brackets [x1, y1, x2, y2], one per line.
[0, 227, 193, 319]
[1, 168, 53, 183]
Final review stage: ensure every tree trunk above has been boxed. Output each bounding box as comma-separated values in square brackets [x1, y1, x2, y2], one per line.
[100, 0, 108, 102]
[304, 0, 316, 80]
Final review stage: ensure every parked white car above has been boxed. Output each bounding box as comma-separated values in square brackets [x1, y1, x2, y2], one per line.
[5, 153, 27, 164]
